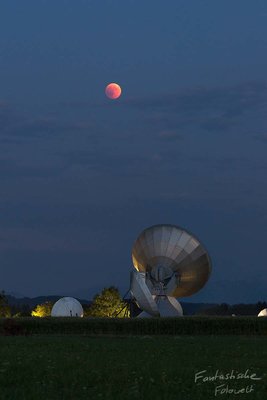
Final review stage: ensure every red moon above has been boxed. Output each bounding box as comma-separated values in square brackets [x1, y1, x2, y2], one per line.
[105, 83, 122, 99]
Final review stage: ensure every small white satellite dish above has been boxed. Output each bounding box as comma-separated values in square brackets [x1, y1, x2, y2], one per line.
[51, 297, 83, 317]
[258, 308, 267, 317]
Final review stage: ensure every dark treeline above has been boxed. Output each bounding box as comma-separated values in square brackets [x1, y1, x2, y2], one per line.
[196, 302, 267, 316]
[1, 290, 266, 317]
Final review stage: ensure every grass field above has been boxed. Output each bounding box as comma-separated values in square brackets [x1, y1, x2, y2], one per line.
[0, 335, 266, 400]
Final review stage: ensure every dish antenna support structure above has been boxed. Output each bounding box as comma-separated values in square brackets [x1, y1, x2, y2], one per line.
[130, 224, 212, 317]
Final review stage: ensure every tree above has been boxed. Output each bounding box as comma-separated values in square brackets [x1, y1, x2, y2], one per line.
[88, 287, 129, 318]
[11, 304, 31, 317]
[82, 304, 92, 317]
[31, 302, 53, 317]
[0, 291, 11, 317]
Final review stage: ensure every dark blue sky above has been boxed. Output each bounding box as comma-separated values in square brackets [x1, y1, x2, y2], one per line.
[0, 1, 267, 303]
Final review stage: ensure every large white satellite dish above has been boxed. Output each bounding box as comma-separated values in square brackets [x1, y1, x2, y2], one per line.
[130, 224, 212, 317]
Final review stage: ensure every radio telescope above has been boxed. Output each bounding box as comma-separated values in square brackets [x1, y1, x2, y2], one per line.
[130, 224, 212, 317]
[51, 297, 83, 317]
[258, 308, 267, 317]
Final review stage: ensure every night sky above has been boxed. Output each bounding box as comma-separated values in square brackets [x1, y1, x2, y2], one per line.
[1, 1, 267, 303]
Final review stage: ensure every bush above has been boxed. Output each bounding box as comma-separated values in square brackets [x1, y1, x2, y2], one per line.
[0, 316, 266, 336]
[31, 302, 53, 317]
[2, 319, 27, 336]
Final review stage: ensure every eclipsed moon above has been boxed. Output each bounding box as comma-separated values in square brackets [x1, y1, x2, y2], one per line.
[105, 83, 122, 99]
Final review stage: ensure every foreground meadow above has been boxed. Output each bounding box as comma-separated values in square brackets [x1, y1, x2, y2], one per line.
[0, 335, 266, 400]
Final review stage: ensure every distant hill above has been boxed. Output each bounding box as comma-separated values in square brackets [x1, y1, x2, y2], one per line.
[6, 294, 213, 314]
[6, 295, 91, 307]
